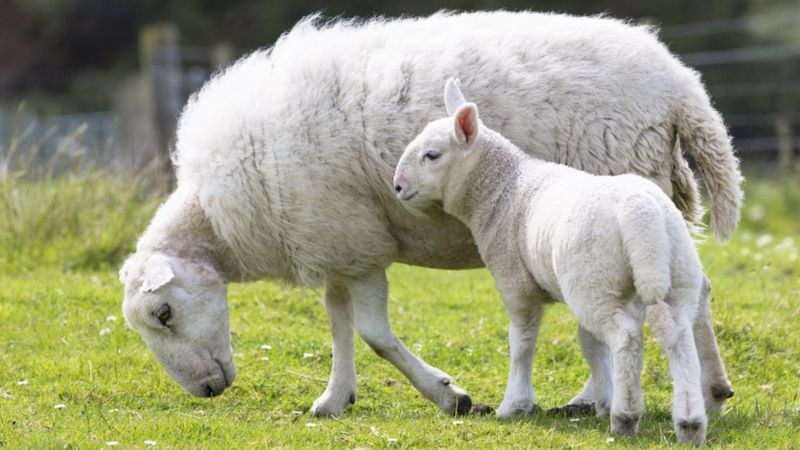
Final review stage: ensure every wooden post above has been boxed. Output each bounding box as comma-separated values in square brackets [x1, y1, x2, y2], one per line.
[210, 42, 234, 71]
[775, 115, 795, 175]
[139, 23, 181, 182]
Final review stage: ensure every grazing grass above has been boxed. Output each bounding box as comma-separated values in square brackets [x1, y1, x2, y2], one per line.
[0, 175, 798, 448]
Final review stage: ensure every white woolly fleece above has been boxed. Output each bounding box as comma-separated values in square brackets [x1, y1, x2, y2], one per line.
[168, 10, 741, 285]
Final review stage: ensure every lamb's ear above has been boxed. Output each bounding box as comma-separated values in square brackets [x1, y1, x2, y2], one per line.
[453, 103, 479, 147]
[444, 77, 467, 115]
[140, 253, 175, 293]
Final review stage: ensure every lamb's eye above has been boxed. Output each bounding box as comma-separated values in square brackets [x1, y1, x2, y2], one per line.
[155, 304, 171, 325]
[423, 151, 441, 161]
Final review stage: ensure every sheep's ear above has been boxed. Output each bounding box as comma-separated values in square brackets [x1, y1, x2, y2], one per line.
[119, 256, 133, 284]
[140, 253, 175, 293]
[444, 77, 467, 115]
[453, 103, 479, 147]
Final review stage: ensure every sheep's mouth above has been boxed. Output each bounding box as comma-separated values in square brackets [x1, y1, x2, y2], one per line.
[399, 190, 418, 201]
[214, 357, 234, 388]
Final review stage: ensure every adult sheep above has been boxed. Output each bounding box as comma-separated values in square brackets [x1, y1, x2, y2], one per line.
[119, 11, 741, 417]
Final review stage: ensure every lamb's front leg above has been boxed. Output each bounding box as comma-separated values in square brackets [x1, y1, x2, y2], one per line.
[497, 291, 543, 418]
[349, 269, 472, 415]
[310, 279, 357, 417]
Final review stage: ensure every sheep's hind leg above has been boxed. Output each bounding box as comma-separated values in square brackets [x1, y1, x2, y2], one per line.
[694, 275, 734, 413]
[648, 293, 707, 444]
[349, 270, 472, 415]
[496, 296, 543, 418]
[310, 279, 357, 417]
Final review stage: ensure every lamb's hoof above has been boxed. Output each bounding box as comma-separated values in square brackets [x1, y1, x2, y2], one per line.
[675, 419, 707, 444]
[611, 414, 641, 436]
[309, 390, 355, 417]
[497, 401, 537, 419]
[548, 402, 594, 417]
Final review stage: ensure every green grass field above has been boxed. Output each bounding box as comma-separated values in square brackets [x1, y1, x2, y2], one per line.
[0, 175, 798, 448]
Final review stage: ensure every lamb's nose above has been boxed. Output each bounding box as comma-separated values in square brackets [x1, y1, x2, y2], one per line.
[395, 184, 403, 193]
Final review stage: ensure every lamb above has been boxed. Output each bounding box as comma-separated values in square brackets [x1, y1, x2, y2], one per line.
[393, 78, 712, 442]
[120, 11, 737, 418]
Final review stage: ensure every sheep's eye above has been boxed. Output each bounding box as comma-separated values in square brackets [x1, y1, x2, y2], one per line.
[155, 304, 171, 325]
[423, 151, 441, 161]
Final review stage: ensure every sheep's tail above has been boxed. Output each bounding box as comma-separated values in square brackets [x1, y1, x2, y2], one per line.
[675, 89, 744, 241]
[618, 196, 672, 305]
[669, 150, 703, 236]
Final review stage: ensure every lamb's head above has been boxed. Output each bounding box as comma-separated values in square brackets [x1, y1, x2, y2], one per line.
[119, 252, 236, 397]
[394, 78, 482, 208]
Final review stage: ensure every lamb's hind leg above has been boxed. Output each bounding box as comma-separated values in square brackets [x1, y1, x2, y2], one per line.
[695, 275, 734, 413]
[310, 279, 357, 417]
[557, 326, 613, 417]
[578, 326, 613, 417]
[349, 269, 472, 415]
[562, 375, 596, 415]
[604, 304, 646, 437]
[648, 291, 707, 444]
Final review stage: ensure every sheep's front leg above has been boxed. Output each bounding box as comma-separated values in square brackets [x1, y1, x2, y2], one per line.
[349, 270, 472, 415]
[694, 275, 733, 413]
[310, 279, 357, 417]
[497, 294, 542, 418]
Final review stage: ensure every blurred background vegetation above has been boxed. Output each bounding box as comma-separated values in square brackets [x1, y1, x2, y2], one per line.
[0, 0, 798, 272]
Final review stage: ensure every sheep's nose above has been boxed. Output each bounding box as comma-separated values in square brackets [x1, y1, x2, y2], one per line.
[394, 184, 403, 193]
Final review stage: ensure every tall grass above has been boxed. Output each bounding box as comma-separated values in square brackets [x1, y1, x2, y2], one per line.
[0, 121, 166, 273]
[1, 115, 797, 275]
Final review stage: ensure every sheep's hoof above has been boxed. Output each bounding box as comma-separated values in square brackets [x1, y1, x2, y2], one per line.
[610, 414, 641, 436]
[454, 393, 473, 416]
[548, 402, 595, 417]
[675, 419, 707, 444]
[711, 385, 734, 400]
[471, 403, 495, 416]
[706, 384, 734, 413]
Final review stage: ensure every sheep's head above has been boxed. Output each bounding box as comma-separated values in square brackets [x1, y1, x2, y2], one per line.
[394, 78, 481, 208]
[119, 252, 236, 397]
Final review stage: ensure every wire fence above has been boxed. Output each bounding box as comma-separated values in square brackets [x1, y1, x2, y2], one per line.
[1, 16, 798, 173]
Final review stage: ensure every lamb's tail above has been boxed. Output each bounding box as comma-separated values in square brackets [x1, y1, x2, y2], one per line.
[675, 88, 744, 241]
[618, 196, 672, 305]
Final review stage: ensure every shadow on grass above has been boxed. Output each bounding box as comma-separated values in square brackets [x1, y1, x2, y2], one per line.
[452, 402, 755, 446]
